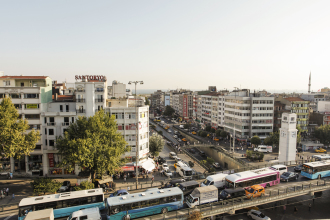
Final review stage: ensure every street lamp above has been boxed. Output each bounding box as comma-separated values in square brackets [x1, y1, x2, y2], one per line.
[128, 81, 144, 189]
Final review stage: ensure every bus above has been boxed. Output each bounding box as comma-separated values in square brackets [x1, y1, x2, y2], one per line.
[18, 189, 104, 220]
[225, 168, 280, 188]
[176, 161, 193, 180]
[313, 155, 330, 161]
[106, 187, 183, 220]
[301, 160, 330, 179]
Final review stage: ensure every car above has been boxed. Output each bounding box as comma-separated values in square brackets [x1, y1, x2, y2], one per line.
[173, 135, 178, 139]
[247, 210, 270, 220]
[315, 148, 327, 153]
[177, 138, 182, 142]
[182, 138, 187, 142]
[213, 162, 221, 169]
[296, 147, 303, 153]
[169, 152, 177, 159]
[294, 164, 302, 172]
[174, 163, 178, 169]
[59, 181, 71, 192]
[179, 125, 184, 129]
[168, 129, 172, 133]
[158, 156, 166, 165]
[109, 189, 129, 197]
[189, 148, 196, 154]
[280, 172, 299, 182]
[164, 170, 172, 177]
[175, 157, 182, 163]
[245, 185, 265, 199]
[199, 151, 206, 157]
[194, 172, 206, 180]
[191, 131, 197, 135]
[214, 138, 219, 141]
[162, 163, 169, 171]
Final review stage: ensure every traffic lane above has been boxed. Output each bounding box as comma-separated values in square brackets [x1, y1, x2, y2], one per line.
[151, 122, 179, 145]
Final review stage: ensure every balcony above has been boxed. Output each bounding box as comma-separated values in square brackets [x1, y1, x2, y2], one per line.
[76, 89, 85, 92]
[62, 122, 70, 126]
[76, 109, 86, 113]
[95, 89, 104, 92]
[95, 98, 104, 103]
[76, 99, 85, 103]
[47, 122, 56, 126]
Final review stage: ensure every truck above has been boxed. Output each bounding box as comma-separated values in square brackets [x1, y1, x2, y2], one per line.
[25, 208, 54, 220]
[186, 185, 218, 208]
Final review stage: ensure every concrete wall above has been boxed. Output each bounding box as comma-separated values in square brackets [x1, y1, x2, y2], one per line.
[200, 147, 243, 170]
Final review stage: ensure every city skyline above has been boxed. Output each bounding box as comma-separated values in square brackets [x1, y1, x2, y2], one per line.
[1, 0, 330, 91]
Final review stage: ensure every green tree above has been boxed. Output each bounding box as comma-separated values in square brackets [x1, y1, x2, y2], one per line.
[220, 130, 227, 139]
[263, 136, 272, 146]
[206, 157, 215, 165]
[145, 97, 150, 105]
[215, 129, 221, 137]
[31, 178, 62, 195]
[205, 125, 211, 132]
[158, 130, 163, 135]
[296, 125, 303, 146]
[0, 97, 40, 159]
[251, 135, 261, 147]
[164, 105, 175, 117]
[258, 152, 264, 162]
[149, 133, 165, 157]
[246, 150, 253, 159]
[211, 128, 216, 133]
[56, 110, 129, 178]
[200, 131, 207, 138]
[74, 181, 94, 191]
[314, 125, 330, 146]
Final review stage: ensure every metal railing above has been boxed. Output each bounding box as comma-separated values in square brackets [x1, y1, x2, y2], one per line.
[95, 99, 104, 102]
[46, 122, 56, 126]
[76, 109, 86, 113]
[76, 99, 85, 103]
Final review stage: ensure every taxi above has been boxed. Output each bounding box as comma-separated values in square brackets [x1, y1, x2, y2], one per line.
[315, 148, 327, 153]
[214, 138, 219, 141]
[245, 185, 265, 199]
[174, 163, 178, 169]
[191, 131, 197, 135]
[182, 138, 187, 142]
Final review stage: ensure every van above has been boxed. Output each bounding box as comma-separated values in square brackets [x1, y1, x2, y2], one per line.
[178, 181, 200, 196]
[200, 173, 227, 189]
[219, 188, 245, 200]
[179, 125, 184, 129]
[67, 207, 101, 220]
[254, 145, 272, 153]
[270, 164, 287, 175]
[245, 185, 265, 199]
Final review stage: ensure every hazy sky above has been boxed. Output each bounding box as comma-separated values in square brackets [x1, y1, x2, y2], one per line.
[1, 0, 330, 92]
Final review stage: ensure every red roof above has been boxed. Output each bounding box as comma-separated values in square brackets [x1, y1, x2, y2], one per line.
[0, 76, 48, 79]
[284, 97, 305, 102]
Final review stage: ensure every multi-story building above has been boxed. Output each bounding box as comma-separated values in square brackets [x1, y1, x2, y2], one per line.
[150, 90, 164, 112]
[301, 93, 325, 112]
[172, 92, 194, 120]
[107, 80, 127, 99]
[0, 74, 52, 175]
[275, 97, 310, 132]
[273, 101, 290, 132]
[224, 89, 274, 140]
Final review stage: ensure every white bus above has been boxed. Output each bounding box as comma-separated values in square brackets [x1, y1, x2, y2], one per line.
[313, 155, 330, 161]
[18, 189, 104, 220]
[176, 161, 193, 180]
[225, 167, 280, 188]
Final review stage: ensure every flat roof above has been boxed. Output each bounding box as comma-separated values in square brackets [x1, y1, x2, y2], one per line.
[0, 76, 48, 79]
[226, 168, 278, 182]
[303, 160, 330, 168]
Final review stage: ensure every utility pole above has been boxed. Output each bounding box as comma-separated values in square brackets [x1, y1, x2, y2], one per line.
[128, 81, 144, 189]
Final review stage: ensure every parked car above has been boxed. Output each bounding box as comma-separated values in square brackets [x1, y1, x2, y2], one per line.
[164, 170, 172, 177]
[59, 181, 71, 192]
[247, 210, 270, 220]
[109, 189, 129, 197]
[162, 163, 169, 171]
[169, 152, 177, 159]
[280, 172, 299, 182]
[213, 162, 221, 169]
[315, 148, 327, 153]
[199, 151, 206, 157]
[294, 164, 302, 172]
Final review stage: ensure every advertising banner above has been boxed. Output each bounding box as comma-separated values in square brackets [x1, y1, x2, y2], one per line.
[48, 153, 54, 168]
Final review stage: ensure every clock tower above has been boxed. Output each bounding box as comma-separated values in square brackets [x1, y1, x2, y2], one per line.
[278, 113, 297, 163]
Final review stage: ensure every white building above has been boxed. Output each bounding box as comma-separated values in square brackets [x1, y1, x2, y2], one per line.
[278, 113, 297, 163]
[107, 80, 127, 99]
[0, 74, 52, 175]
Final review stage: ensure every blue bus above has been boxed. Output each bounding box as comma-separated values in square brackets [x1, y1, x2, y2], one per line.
[106, 187, 183, 220]
[301, 160, 330, 179]
[18, 189, 104, 220]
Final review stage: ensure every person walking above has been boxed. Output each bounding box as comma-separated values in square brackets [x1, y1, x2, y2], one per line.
[309, 203, 312, 212]
[124, 176, 127, 184]
[6, 188, 9, 196]
[283, 205, 286, 214]
[127, 186, 130, 191]
[294, 206, 298, 214]
[12, 194, 15, 199]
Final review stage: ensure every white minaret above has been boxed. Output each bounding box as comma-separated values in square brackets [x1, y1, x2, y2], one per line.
[278, 113, 298, 163]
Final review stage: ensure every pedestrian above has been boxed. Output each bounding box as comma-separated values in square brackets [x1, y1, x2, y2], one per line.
[283, 205, 286, 214]
[294, 206, 298, 214]
[6, 188, 9, 196]
[127, 186, 130, 191]
[124, 177, 127, 183]
[12, 194, 15, 199]
[309, 203, 312, 212]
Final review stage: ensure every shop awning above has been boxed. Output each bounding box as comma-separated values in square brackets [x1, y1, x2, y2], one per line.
[140, 159, 155, 172]
[122, 166, 135, 171]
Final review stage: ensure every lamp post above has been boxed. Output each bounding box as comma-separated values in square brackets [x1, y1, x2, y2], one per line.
[128, 81, 144, 189]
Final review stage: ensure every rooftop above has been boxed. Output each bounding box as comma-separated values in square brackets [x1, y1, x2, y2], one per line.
[284, 97, 305, 102]
[0, 76, 48, 79]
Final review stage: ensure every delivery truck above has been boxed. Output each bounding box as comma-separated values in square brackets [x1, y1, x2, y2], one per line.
[186, 185, 218, 208]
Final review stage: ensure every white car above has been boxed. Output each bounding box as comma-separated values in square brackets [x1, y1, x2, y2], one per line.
[168, 129, 172, 133]
[164, 170, 172, 177]
[175, 157, 182, 163]
[213, 162, 221, 169]
[162, 163, 169, 171]
[247, 210, 271, 220]
[173, 135, 178, 139]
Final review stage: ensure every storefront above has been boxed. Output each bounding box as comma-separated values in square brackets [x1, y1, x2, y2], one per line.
[48, 153, 75, 175]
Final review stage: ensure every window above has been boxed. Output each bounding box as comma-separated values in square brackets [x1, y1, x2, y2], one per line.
[72, 117, 74, 123]
[4, 80, 10, 86]
[64, 117, 69, 123]
[9, 93, 21, 98]
[24, 94, 39, 99]
[44, 117, 47, 124]
[45, 128, 47, 135]
[14, 104, 22, 109]
[25, 114, 40, 119]
[66, 105, 69, 112]
[60, 105, 63, 112]
[49, 117, 54, 123]
[80, 216, 88, 220]
[24, 104, 39, 109]
[21, 82, 24, 87]
[0, 94, 5, 98]
[45, 139, 47, 146]
[49, 129, 54, 135]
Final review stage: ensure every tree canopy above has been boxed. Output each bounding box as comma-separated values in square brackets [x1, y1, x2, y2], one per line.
[0, 97, 40, 159]
[31, 178, 62, 195]
[264, 131, 279, 147]
[163, 105, 175, 117]
[149, 133, 165, 157]
[220, 130, 227, 138]
[314, 125, 330, 146]
[145, 97, 150, 105]
[251, 135, 261, 147]
[56, 110, 129, 177]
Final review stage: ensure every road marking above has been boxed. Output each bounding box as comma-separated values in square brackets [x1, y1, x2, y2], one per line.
[4, 213, 15, 220]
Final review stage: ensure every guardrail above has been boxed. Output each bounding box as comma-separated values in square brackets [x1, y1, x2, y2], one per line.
[0, 203, 19, 213]
[135, 179, 330, 219]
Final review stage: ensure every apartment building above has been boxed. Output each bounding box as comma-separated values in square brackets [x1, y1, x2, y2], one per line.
[0, 74, 52, 175]
[107, 80, 127, 99]
[301, 93, 325, 112]
[273, 101, 290, 132]
[172, 93, 194, 120]
[276, 97, 310, 132]
[150, 90, 164, 111]
[224, 90, 274, 140]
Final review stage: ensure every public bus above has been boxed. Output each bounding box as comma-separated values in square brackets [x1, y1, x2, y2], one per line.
[313, 155, 330, 161]
[225, 167, 280, 188]
[18, 189, 104, 220]
[106, 187, 183, 220]
[176, 161, 193, 180]
[301, 160, 330, 179]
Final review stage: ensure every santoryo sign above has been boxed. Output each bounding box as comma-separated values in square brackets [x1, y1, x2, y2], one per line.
[75, 75, 106, 82]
